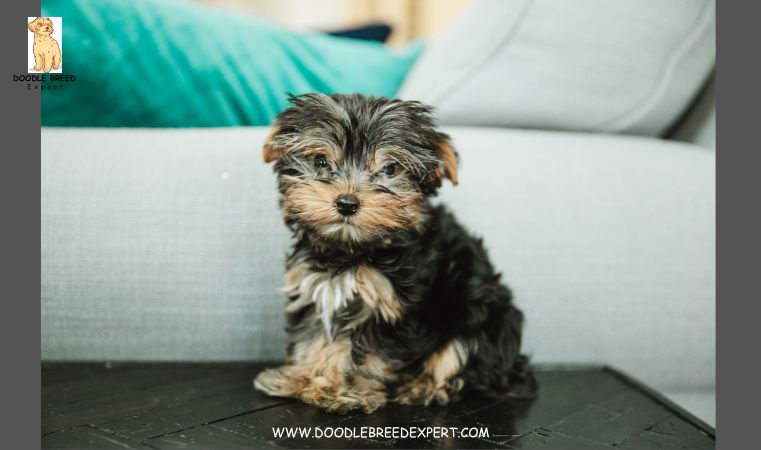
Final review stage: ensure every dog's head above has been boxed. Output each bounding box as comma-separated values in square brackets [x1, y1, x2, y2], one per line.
[28, 17, 54, 36]
[263, 93, 458, 248]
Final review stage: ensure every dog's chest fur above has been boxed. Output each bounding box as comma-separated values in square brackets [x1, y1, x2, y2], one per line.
[282, 261, 402, 336]
[34, 35, 57, 54]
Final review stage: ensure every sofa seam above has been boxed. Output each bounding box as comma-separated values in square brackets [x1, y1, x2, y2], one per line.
[599, 0, 715, 134]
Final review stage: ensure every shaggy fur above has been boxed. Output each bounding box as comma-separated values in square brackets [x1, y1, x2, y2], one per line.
[254, 93, 537, 413]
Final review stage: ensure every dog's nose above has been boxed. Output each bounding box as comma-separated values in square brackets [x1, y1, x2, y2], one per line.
[335, 194, 360, 216]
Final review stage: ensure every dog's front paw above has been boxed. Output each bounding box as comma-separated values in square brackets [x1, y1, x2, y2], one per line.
[395, 376, 464, 406]
[254, 366, 303, 398]
[322, 394, 385, 415]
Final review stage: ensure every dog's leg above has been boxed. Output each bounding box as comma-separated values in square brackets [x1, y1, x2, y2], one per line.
[33, 52, 43, 71]
[462, 300, 537, 399]
[52, 49, 60, 70]
[395, 374, 465, 406]
[255, 335, 390, 414]
[255, 363, 388, 414]
[318, 375, 387, 414]
[254, 365, 308, 398]
[43, 53, 53, 73]
[394, 339, 468, 406]
[293, 369, 387, 414]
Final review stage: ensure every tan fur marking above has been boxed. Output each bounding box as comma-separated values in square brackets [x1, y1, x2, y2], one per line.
[395, 340, 468, 406]
[296, 146, 342, 163]
[283, 179, 425, 244]
[262, 125, 281, 163]
[355, 190, 423, 230]
[283, 262, 310, 291]
[262, 128, 340, 162]
[255, 334, 393, 414]
[369, 147, 399, 172]
[368, 148, 379, 172]
[262, 123, 342, 164]
[283, 180, 344, 230]
[359, 353, 396, 380]
[425, 340, 468, 386]
[256, 326, 469, 412]
[435, 141, 459, 186]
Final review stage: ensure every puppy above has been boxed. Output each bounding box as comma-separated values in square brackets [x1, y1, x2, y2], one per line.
[255, 94, 536, 413]
[28, 17, 61, 73]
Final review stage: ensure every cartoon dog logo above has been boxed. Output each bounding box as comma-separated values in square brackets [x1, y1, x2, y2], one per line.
[28, 17, 61, 73]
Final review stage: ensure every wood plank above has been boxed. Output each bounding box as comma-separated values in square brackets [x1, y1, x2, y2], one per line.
[42, 425, 157, 449]
[617, 417, 715, 449]
[96, 383, 287, 440]
[43, 365, 193, 405]
[43, 366, 217, 434]
[505, 390, 670, 447]
[44, 365, 286, 438]
[149, 401, 366, 448]
[389, 369, 631, 448]
[42, 365, 203, 409]
[144, 425, 279, 449]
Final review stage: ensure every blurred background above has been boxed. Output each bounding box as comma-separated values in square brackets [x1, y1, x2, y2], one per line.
[198, 0, 469, 46]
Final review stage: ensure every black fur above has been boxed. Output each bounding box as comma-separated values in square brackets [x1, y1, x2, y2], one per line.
[265, 93, 536, 404]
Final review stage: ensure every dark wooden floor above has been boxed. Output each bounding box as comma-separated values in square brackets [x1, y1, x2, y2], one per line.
[42, 363, 715, 449]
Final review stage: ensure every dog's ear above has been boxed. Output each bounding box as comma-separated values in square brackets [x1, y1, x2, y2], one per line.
[434, 140, 459, 186]
[262, 124, 281, 163]
[28, 17, 41, 32]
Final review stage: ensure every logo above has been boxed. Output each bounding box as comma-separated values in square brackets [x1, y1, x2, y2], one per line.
[28, 17, 62, 73]
[10, 16, 73, 90]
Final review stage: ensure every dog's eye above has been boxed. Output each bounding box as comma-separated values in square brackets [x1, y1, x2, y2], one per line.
[382, 164, 397, 177]
[314, 155, 329, 170]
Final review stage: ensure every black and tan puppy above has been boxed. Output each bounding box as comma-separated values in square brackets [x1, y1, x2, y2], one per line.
[255, 94, 536, 413]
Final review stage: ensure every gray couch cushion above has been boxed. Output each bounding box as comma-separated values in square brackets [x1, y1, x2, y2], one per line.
[41, 127, 715, 392]
[399, 0, 716, 136]
[668, 76, 716, 148]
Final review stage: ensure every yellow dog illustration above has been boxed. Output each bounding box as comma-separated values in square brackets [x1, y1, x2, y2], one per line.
[28, 17, 61, 73]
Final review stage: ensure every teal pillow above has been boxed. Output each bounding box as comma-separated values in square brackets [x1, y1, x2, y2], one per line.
[41, 0, 423, 127]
